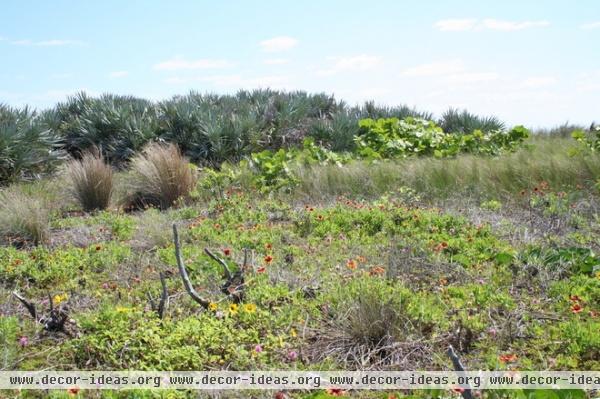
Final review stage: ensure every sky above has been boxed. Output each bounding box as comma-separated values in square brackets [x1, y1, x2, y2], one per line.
[1, 0, 599, 128]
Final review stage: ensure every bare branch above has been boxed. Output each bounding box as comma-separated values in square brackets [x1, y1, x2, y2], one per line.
[204, 248, 232, 280]
[172, 224, 210, 309]
[157, 272, 168, 319]
[12, 292, 37, 320]
[243, 248, 249, 271]
[447, 345, 473, 399]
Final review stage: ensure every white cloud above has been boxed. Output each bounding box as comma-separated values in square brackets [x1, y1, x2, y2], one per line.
[109, 71, 129, 78]
[434, 18, 550, 32]
[523, 76, 557, 88]
[581, 21, 600, 30]
[317, 54, 382, 76]
[434, 19, 477, 31]
[481, 19, 550, 31]
[11, 39, 86, 46]
[263, 58, 289, 65]
[401, 59, 464, 77]
[153, 57, 233, 71]
[259, 36, 298, 52]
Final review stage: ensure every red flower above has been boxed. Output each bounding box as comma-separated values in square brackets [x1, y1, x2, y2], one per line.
[499, 354, 518, 363]
[453, 387, 466, 393]
[264, 255, 273, 264]
[67, 387, 80, 396]
[274, 392, 287, 399]
[257, 266, 266, 273]
[326, 388, 346, 396]
[265, 243, 273, 250]
[571, 303, 584, 313]
[223, 248, 232, 257]
[346, 259, 357, 270]
[569, 295, 581, 302]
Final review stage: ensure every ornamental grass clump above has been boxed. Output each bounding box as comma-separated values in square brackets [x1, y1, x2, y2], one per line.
[126, 142, 196, 209]
[65, 152, 114, 212]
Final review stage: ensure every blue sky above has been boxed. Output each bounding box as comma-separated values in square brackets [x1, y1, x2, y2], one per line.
[1, 0, 599, 127]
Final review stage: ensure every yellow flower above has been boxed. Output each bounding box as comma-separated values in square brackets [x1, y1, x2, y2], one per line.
[115, 306, 130, 313]
[290, 328, 297, 338]
[243, 303, 257, 313]
[53, 293, 68, 306]
[229, 303, 239, 314]
[208, 302, 218, 311]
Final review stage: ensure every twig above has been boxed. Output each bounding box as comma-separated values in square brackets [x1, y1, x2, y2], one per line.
[157, 272, 168, 319]
[173, 224, 210, 309]
[12, 292, 37, 320]
[447, 345, 473, 399]
[204, 248, 232, 280]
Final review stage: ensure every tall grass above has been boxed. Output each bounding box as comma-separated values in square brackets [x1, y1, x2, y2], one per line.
[65, 152, 114, 212]
[0, 188, 50, 245]
[125, 142, 196, 209]
[293, 137, 600, 200]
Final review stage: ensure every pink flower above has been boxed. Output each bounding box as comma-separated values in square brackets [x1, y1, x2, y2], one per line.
[487, 327, 497, 337]
[287, 350, 298, 361]
[101, 282, 109, 289]
[254, 344, 263, 353]
[18, 336, 28, 347]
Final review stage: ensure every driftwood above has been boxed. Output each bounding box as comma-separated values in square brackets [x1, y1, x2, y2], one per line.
[173, 224, 210, 309]
[447, 345, 473, 399]
[172, 223, 247, 309]
[147, 272, 169, 319]
[12, 291, 71, 336]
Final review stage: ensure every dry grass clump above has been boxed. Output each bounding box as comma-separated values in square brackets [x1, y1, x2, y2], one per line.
[0, 188, 49, 246]
[125, 143, 196, 210]
[65, 152, 114, 212]
[307, 279, 440, 369]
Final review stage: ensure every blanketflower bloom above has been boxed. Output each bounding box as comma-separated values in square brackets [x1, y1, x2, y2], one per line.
[264, 255, 273, 264]
[223, 248, 232, 257]
[499, 354, 518, 363]
[571, 303, 584, 313]
[346, 259, 357, 270]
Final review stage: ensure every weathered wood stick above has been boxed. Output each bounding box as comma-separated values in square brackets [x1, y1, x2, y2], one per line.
[172, 224, 210, 309]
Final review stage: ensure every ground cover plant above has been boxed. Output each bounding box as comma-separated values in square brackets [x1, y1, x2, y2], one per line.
[0, 91, 598, 399]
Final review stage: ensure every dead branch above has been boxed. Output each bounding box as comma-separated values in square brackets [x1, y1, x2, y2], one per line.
[12, 291, 37, 320]
[172, 223, 210, 309]
[12, 291, 70, 336]
[204, 248, 232, 280]
[447, 345, 473, 399]
[147, 272, 169, 319]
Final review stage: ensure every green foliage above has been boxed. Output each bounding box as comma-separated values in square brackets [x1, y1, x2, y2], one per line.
[54, 93, 158, 164]
[0, 104, 63, 183]
[0, 316, 18, 369]
[572, 126, 600, 152]
[440, 108, 506, 134]
[356, 117, 529, 159]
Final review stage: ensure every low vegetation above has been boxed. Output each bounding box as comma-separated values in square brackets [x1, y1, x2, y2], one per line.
[0, 91, 598, 399]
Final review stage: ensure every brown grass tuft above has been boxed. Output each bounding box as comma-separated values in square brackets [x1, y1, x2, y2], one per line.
[0, 188, 49, 246]
[66, 152, 114, 212]
[126, 143, 196, 210]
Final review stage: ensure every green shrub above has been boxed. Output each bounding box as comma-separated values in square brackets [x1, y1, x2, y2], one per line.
[126, 142, 197, 209]
[440, 107, 505, 134]
[54, 93, 158, 164]
[0, 104, 63, 184]
[65, 151, 114, 212]
[356, 117, 529, 159]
